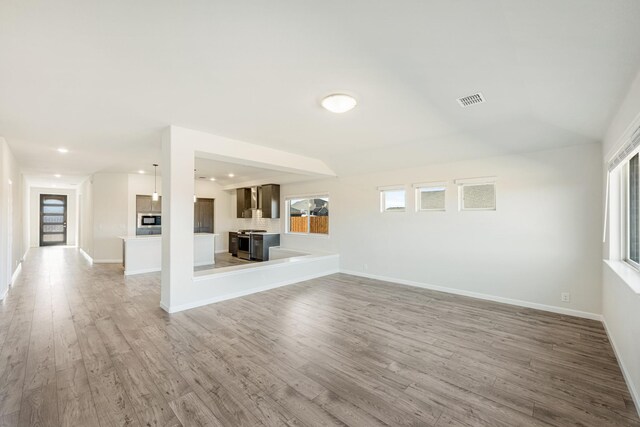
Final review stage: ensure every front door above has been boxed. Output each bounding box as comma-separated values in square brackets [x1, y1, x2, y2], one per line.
[40, 194, 68, 246]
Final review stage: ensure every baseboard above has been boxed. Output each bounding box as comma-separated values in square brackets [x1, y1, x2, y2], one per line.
[162, 268, 339, 313]
[215, 249, 229, 254]
[93, 259, 122, 264]
[79, 248, 93, 264]
[340, 270, 602, 321]
[602, 317, 640, 418]
[10, 263, 22, 285]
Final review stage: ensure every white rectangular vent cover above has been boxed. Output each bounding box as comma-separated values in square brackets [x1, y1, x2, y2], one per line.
[457, 93, 485, 107]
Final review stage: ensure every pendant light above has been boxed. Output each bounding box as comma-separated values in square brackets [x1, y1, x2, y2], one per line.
[152, 164, 159, 201]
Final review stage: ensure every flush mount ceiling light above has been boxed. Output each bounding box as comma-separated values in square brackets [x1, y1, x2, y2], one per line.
[321, 93, 357, 113]
[228, 173, 235, 178]
[57, 147, 69, 153]
[209, 177, 216, 181]
[138, 170, 145, 174]
[54, 174, 61, 178]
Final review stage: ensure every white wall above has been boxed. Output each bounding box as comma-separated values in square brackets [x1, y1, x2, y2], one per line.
[280, 142, 603, 317]
[29, 187, 78, 247]
[602, 68, 640, 412]
[92, 173, 128, 262]
[0, 138, 24, 299]
[194, 179, 234, 252]
[78, 176, 94, 258]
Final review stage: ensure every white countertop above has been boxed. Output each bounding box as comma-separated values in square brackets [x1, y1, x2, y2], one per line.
[120, 233, 219, 241]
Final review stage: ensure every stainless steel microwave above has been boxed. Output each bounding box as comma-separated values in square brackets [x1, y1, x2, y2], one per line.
[138, 213, 161, 228]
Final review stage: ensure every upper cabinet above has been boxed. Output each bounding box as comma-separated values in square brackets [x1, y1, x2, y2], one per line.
[236, 188, 252, 218]
[260, 184, 280, 219]
[236, 184, 280, 218]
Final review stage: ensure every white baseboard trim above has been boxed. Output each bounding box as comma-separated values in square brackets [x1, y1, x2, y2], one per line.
[79, 248, 93, 264]
[162, 268, 339, 313]
[93, 259, 122, 264]
[340, 270, 602, 321]
[125, 267, 161, 276]
[602, 317, 640, 418]
[215, 249, 229, 254]
[10, 263, 22, 285]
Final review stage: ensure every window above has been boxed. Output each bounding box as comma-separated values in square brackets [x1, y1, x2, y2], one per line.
[626, 154, 639, 265]
[414, 183, 446, 211]
[454, 178, 496, 211]
[379, 187, 406, 212]
[286, 196, 329, 235]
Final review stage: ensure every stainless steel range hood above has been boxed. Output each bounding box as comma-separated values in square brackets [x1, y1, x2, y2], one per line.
[244, 186, 262, 218]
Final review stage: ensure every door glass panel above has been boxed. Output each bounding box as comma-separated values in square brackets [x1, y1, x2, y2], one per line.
[43, 198, 64, 205]
[43, 224, 64, 232]
[42, 234, 64, 242]
[43, 215, 64, 223]
[43, 205, 65, 214]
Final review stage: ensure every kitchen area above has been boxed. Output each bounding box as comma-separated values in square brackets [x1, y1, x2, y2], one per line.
[121, 175, 282, 275]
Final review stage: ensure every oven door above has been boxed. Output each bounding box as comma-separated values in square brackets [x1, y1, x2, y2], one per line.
[237, 235, 251, 260]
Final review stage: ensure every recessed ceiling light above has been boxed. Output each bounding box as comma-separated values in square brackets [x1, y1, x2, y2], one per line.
[228, 173, 235, 178]
[54, 174, 61, 178]
[138, 170, 145, 174]
[209, 177, 216, 181]
[321, 93, 357, 113]
[57, 147, 69, 153]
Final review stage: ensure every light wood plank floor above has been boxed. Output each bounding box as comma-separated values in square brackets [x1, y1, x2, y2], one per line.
[1, 247, 638, 426]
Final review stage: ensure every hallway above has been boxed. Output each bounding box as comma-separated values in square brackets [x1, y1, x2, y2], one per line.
[1, 248, 638, 426]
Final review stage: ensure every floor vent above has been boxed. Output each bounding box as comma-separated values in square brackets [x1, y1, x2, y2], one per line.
[457, 93, 486, 107]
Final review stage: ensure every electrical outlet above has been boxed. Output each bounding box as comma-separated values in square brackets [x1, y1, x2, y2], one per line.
[561, 292, 570, 303]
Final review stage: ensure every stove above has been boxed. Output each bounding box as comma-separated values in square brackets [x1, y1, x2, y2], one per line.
[236, 230, 267, 260]
[237, 229, 267, 234]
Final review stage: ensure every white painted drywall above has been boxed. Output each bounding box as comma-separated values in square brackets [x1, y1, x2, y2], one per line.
[78, 177, 94, 258]
[0, 138, 24, 298]
[601, 68, 640, 412]
[280, 142, 603, 316]
[29, 187, 78, 248]
[92, 173, 128, 262]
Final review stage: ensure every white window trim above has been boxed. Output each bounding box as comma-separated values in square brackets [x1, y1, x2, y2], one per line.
[379, 186, 406, 213]
[621, 160, 640, 270]
[456, 179, 497, 211]
[413, 182, 447, 212]
[284, 194, 330, 236]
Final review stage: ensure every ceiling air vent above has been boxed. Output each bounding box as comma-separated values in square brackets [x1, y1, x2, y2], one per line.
[457, 92, 486, 107]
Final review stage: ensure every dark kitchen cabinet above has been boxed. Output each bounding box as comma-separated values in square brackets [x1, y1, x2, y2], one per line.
[194, 198, 214, 233]
[236, 188, 252, 218]
[229, 232, 238, 256]
[260, 184, 280, 218]
[251, 234, 280, 261]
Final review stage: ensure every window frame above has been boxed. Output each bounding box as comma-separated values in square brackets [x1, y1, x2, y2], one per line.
[454, 177, 497, 211]
[285, 194, 330, 237]
[623, 156, 640, 270]
[379, 186, 406, 213]
[413, 182, 447, 212]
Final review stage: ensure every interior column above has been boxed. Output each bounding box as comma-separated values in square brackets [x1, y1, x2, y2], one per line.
[160, 127, 194, 312]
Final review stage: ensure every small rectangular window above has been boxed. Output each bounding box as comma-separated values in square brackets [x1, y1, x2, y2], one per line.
[628, 154, 639, 264]
[415, 183, 446, 211]
[380, 188, 406, 212]
[461, 183, 496, 210]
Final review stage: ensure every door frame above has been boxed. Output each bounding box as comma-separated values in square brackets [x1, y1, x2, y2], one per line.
[39, 194, 68, 246]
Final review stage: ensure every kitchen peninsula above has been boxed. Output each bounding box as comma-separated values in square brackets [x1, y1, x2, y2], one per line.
[120, 233, 218, 275]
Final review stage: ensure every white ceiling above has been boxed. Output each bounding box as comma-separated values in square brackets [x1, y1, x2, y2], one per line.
[2, 0, 640, 179]
[194, 157, 312, 188]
